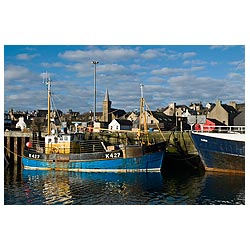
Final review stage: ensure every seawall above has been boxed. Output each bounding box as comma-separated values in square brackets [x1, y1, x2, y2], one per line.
[4, 130, 199, 168]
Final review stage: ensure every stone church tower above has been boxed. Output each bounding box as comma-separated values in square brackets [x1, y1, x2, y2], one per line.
[102, 89, 112, 123]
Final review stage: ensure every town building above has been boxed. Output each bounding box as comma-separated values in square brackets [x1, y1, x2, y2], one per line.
[163, 102, 176, 116]
[125, 111, 139, 122]
[108, 119, 133, 131]
[5, 97, 245, 132]
[189, 102, 204, 114]
[101, 89, 126, 123]
[163, 102, 197, 118]
[206, 100, 238, 126]
[133, 110, 176, 131]
[233, 108, 245, 126]
[4, 113, 12, 130]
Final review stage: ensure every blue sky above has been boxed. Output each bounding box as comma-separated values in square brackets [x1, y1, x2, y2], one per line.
[4, 45, 245, 113]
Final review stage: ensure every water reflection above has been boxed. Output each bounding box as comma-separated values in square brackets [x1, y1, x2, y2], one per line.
[22, 170, 165, 205]
[4, 166, 245, 205]
[196, 172, 245, 204]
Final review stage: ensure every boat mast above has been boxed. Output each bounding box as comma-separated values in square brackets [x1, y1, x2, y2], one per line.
[92, 60, 99, 122]
[139, 84, 148, 140]
[44, 72, 51, 135]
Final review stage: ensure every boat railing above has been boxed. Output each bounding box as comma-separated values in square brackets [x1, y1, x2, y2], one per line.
[79, 140, 106, 153]
[29, 139, 46, 153]
[193, 125, 245, 134]
[29, 138, 106, 154]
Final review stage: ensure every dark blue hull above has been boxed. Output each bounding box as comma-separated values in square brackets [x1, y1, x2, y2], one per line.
[22, 142, 167, 172]
[191, 132, 245, 173]
[22, 151, 165, 172]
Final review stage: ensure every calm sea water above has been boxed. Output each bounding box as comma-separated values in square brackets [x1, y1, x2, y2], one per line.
[4, 164, 245, 205]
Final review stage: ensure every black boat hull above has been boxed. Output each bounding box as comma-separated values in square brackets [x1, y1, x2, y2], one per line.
[191, 132, 245, 173]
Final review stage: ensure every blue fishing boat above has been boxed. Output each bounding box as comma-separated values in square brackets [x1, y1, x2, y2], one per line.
[22, 76, 167, 172]
[191, 126, 245, 174]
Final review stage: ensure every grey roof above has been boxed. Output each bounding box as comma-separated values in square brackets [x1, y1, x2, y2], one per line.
[221, 104, 238, 114]
[150, 111, 175, 123]
[110, 108, 126, 118]
[114, 119, 132, 126]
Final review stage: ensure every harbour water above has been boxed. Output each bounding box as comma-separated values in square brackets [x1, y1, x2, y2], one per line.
[4, 163, 245, 205]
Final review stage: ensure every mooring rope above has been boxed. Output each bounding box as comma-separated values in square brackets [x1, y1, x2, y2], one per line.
[4, 145, 23, 158]
[4, 145, 47, 162]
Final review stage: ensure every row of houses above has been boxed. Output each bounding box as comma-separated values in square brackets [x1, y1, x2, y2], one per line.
[5, 90, 245, 132]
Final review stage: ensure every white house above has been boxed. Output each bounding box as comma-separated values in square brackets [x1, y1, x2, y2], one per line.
[16, 117, 26, 131]
[108, 119, 132, 131]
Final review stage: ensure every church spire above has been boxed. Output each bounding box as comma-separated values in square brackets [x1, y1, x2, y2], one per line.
[104, 88, 110, 101]
[103, 88, 112, 123]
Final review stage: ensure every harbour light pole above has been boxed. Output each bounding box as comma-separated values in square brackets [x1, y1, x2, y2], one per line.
[92, 60, 99, 121]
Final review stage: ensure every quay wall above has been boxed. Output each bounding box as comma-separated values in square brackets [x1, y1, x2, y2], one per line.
[4, 130, 198, 166]
[4, 131, 31, 166]
[91, 131, 198, 155]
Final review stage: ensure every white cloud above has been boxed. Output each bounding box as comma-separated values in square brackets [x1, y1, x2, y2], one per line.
[148, 77, 166, 83]
[227, 72, 242, 79]
[141, 49, 166, 59]
[166, 73, 245, 104]
[40, 62, 64, 68]
[182, 52, 196, 59]
[229, 60, 243, 66]
[183, 59, 207, 65]
[190, 66, 205, 71]
[98, 64, 127, 73]
[152, 67, 187, 75]
[151, 66, 204, 75]
[228, 60, 245, 70]
[58, 48, 138, 62]
[129, 64, 147, 70]
[5, 65, 32, 81]
[210, 61, 218, 66]
[64, 63, 88, 77]
[209, 45, 236, 50]
[16, 53, 39, 60]
[63, 62, 130, 80]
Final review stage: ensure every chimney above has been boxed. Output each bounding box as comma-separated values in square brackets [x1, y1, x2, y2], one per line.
[215, 100, 222, 106]
[229, 101, 237, 109]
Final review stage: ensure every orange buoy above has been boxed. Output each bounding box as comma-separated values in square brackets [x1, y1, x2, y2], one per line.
[26, 142, 32, 148]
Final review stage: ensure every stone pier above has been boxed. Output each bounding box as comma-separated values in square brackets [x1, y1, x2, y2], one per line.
[4, 130, 199, 168]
